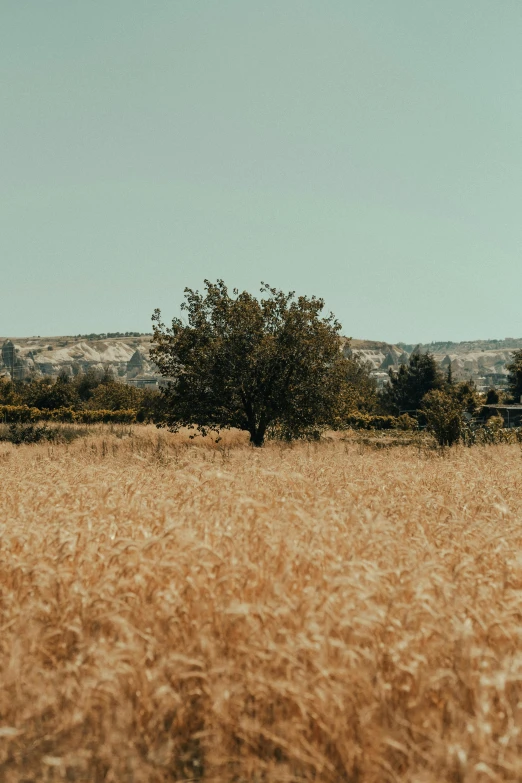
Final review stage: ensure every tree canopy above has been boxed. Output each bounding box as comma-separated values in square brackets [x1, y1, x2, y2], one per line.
[380, 350, 444, 416]
[422, 388, 464, 447]
[151, 280, 357, 446]
[0, 368, 162, 419]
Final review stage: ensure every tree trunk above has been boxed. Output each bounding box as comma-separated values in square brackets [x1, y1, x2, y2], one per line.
[249, 428, 265, 447]
[244, 399, 267, 447]
[249, 420, 267, 447]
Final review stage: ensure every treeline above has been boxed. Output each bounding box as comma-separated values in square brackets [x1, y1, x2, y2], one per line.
[0, 406, 138, 424]
[148, 279, 522, 447]
[73, 332, 151, 340]
[372, 348, 522, 446]
[3, 336, 522, 447]
[0, 369, 165, 423]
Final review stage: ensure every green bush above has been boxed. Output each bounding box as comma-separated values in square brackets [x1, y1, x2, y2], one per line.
[266, 423, 324, 442]
[0, 423, 57, 444]
[48, 407, 77, 422]
[75, 409, 137, 424]
[393, 413, 417, 431]
[0, 405, 137, 424]
[343, 414, 396, 430]
[462, 420, 522, 446]
[0, 405, 42, 423]
[422, 389, 463, 447]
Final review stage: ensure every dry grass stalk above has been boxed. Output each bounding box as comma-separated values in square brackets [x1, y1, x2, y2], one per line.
[1, 427, 522, 781]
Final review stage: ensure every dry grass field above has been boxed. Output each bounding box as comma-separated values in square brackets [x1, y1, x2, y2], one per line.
[1, 427, 522, 782]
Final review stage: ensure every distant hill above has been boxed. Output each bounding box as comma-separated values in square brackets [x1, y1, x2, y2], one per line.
[348, 337, 522, 390]
[0, 335, 157, 385]
[1, 333, 520, 392]
[398, 338, 522, 353]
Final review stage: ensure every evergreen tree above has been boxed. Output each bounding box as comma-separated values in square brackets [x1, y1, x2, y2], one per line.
[485, 387, 500, 405]
[380, 350, 444, 416]
[452, 379, 480, 415]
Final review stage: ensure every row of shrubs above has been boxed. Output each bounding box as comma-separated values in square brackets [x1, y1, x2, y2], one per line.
[343, 413, 417, 431]
[0, 423, 93, 445]
[2, 405, 419, 431]
[0, 405, 139, 424]
[462, 418, 522, 446]
[2, 406, 521, 449]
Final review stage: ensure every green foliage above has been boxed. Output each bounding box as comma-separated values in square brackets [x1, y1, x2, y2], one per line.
[342, 413, 397, 430]
[506, 349, 522, 403]
[394, 413, 417, 431]
[0, 423, 57, 444]
[461, 418, 522, 446]
[485, 414, 505, 431]
[85, 381, 143, 411]
[380, 351, 444, 416]
[422, 389, 464, 447]
[0, 371, 164, 421]
[343, 354, 378, 413]
[151, 280, 356, 446]
[75, 409, 137, 424]
[24, 376, 79, 410]
[75, 368, 104, 403]
[422, 380, 480, 448]
[136, 388, 168, 423]
[0, 379, 22, 405]
[485, 388, 500, 405]
[266, 423, 324, 442]
[0, 405, 42, 423]
[0, 405, 137, 424]
[451, 379, 481, 415]
[0, 421, 99, 445]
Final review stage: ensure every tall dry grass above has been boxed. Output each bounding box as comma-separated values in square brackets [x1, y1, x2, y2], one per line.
[1, 427, 522, 781]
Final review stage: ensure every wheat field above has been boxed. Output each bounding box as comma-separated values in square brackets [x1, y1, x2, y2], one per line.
[1, 427, 522, 782]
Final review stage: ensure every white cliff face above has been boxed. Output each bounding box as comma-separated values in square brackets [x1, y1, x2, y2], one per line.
[347, 338, 521, 389]
[0, 336, 157, 382]
[1, 334, 520, 389]
[446, 351, 511, 377]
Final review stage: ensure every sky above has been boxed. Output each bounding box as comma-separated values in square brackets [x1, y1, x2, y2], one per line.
[2, 1, 522, 342]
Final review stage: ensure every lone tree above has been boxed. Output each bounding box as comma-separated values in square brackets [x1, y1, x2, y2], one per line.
[422, 388, 464, 447]
[151, 280, 353, 446]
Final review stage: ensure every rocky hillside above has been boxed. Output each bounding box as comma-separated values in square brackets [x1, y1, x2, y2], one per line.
[347, 337, 522, 390]
[1, 334, 520, 391]
[0, 335, 157, 385]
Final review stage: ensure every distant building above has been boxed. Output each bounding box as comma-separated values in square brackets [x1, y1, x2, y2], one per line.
[127, 376, 159, 389]
[483, 372, 509, 389]
[372, 371, 391, 389]
[480, 405, 522, 428]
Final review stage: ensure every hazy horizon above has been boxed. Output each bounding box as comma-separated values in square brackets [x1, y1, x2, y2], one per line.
[3, 331, 522, 348]
[3, 2, 522, 342]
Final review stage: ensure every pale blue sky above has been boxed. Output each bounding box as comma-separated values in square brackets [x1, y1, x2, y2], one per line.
[2, 1, 521, 341]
